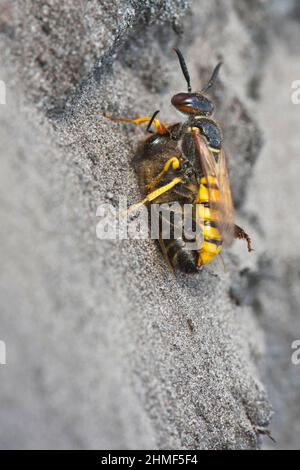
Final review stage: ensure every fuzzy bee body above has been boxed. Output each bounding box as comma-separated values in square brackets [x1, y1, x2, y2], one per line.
[133, 125, 201, 273]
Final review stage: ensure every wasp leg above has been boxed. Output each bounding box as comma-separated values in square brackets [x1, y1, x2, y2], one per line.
[145, 157, 181, 191]
[255, 427, 276, 443]
[234, 224, 254, 252]
[127, 177, 182, 214]
[104, 112, 168, 135]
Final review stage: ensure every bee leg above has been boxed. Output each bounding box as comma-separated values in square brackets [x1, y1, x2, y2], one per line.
[234, 224, 254, 252]
[127, 177, 182, 214]
[145, 157, 181, 191]
[103, 112, 168, 135]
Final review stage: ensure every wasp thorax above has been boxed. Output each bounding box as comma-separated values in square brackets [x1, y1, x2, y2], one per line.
[171, 93, 214, 116]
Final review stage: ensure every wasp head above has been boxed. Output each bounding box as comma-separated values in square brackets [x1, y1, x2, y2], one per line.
[172, 48, 221, 117]
[171, 92, 214, 116]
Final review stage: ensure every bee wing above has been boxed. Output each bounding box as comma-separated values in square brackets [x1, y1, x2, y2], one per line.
[193, 129, 235, 246]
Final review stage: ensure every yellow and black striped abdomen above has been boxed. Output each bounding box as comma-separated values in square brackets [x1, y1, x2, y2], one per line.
[197, 175, 223, 267]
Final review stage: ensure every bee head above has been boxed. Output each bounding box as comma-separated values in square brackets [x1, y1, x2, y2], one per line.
[172, 48, 221, 117]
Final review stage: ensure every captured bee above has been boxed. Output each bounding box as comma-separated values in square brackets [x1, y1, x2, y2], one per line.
[105, 49, 253, 272]
[132, 123, 201, 273]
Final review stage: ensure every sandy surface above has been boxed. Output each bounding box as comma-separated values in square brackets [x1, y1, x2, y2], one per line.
[0, 0, 299, 449]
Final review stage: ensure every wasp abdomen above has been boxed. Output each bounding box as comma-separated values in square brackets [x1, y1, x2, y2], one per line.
[197, 175, 223, 266]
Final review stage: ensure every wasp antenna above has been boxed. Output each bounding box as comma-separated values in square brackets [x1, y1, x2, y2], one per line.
[146, 109, 160, 133]
[201, 61, 223, 93]
[173, 48, 192, 93]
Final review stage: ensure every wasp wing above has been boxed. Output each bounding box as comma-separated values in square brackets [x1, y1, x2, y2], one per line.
[217, 146, 235, 245]
[192, 128, 218, 177]
[192, 128, 235, 246]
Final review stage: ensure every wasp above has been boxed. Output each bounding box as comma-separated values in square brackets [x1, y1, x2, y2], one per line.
[105, 49, 253, 273]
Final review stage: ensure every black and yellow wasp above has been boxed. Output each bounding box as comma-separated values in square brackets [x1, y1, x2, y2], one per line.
[105, 49, 252, 273]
